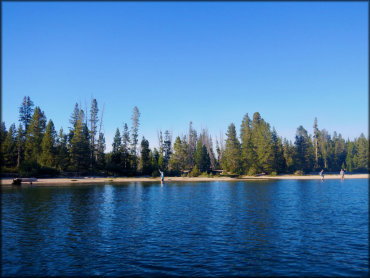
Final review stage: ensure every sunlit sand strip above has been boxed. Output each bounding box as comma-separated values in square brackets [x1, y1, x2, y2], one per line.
[1, 174, 368, 187]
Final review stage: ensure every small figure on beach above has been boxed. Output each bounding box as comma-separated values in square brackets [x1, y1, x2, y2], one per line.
[320, 169, 324, 181]
[159, 169, 164, 182]
[340, 169, 345, 180]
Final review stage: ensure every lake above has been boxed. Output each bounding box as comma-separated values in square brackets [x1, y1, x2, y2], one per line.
[1, 179, 368, 276]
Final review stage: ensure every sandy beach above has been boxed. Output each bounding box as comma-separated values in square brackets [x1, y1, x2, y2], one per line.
[1, 174, 368, 187]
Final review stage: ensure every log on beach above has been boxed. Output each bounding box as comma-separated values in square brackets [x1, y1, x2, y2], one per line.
[12, 178, 37, 185]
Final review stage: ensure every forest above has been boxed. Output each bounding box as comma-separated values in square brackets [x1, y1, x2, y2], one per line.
[1, 96, 368, 177]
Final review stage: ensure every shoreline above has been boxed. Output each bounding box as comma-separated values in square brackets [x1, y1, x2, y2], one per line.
[1, 174, 368, 187]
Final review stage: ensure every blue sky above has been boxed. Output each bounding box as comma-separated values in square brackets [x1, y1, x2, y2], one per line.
[2, 2, 368, 152]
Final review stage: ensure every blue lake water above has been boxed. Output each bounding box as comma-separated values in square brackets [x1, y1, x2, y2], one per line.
[1, 179, 368, 276]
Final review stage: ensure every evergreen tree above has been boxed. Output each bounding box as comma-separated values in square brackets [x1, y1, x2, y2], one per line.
[2, 124, 17, 168]
[70, 111, 90, 173]
[240, 113, 254, 174]
[163, 130, 172, 171]
[24, 107, 47, 162]
[96, 132, 106, 172]
[55, 128, 69, 171]
[16, 124, 24, 168]
[194, 139, 211, 173]
[222, 123, 242, 174]
[271, 128, 286, 174]
[140, 137, 152, 175]
[188, 122, 197, 168]
[250, 112, 274, 174]
[283, 139, 295, 173]
[345, 140, 354, 172]
[318, 129, 329, 169]
[112, 128, 122, 165]
[1, 122, 8, 145]
[19, 96, 34, 132]
[151, 148, 160, 176]
[121, 123, 131, 173]
[168, 136, 183, 175]
[40, 120, 57, 167]
[313, 117, 319, 169]
[293, 125, 314, 173]
[353, 133, 368, 172]
[130, 106, 140, 172]
[89, 99, 99, 171]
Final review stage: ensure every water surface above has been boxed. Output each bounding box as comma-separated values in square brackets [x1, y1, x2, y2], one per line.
[2, 179, 368, 276]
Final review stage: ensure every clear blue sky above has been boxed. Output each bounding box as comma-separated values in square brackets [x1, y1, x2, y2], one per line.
[2, 2, 368, 152]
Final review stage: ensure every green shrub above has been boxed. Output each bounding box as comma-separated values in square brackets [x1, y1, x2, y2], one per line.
[270, 171, 277, 176]
[189, 166, 201, 177]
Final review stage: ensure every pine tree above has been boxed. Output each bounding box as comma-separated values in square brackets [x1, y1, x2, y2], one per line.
[194, 139, 211, 173]
[250, 112, 274, 174]
[24, 107, 47, 162]
[16, 124, 24, 168]
[271, 128, 286, 174]
[89, 99, 99, 171]
[222, 123, 242, 174]
[130, 106, 140, 172]
[293, 126, 314, 173]
[313, 117, 319, 169]
[69, 111, 90, 173]
[40, 120, 57, 167]
[345, 140, 354, 172]
[163, 130, 172, 171]
[19, 96, 34, 132]
[283, 139, 295, 173]
[168, 136, 183, 175]
[121, 123, 131, 173]
[353, 133, 368, 172]
[240, 113, 253, 174]
[96, 132, 106, 172]
[55, 128, 69, 171]
[140, 137, 152, 175]
[188, 122, 197, 169]
[112, 128, 122, 165]
[151, 148, 160, 176]
[2, 124, 17, 168]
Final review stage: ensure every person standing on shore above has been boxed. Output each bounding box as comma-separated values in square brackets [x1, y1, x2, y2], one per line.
[340, 169, 345, 180]
[159, 169, 164, 182]
[320, 169, 324, 181]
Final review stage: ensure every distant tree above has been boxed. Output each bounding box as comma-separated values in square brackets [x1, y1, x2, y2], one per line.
[187, 122, 197, 168]
[345, 140, 354, 172]
[318, 129, 330, 169]
[40, 120, 57, 167]
[313, 117, 319, 169]
[121, 123, 131, 174]
[163, 130, 172, 171]
[283, 139, 295, 173]
[140, 137, 152, 175]
[194, 139, 211, 173]
[15, 124, 24, 168]
[2, 124, 17, 168]
[271, 128, 286, 174]
[222, 123, 242, 174]
[89, 99, 99, 171]
[130, 106, 140, 172]
[240, 113, 254, 174]
[151, 148, 160, 176]
[69, 111, 90, 173]
[168, 136, 183, 175]
[96, 132, 106, 172]
[353, 133, 368, 172]
[19, 96, 34, 132]
[112, 128, 122, 166]
[293, 125, 314, 173]
[250, 112, 274, 174]
[55, 128, 69, 171]
[24, 107, 47, 162]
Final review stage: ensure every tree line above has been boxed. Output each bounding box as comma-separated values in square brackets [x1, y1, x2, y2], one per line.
[1, 96, 368, 177]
